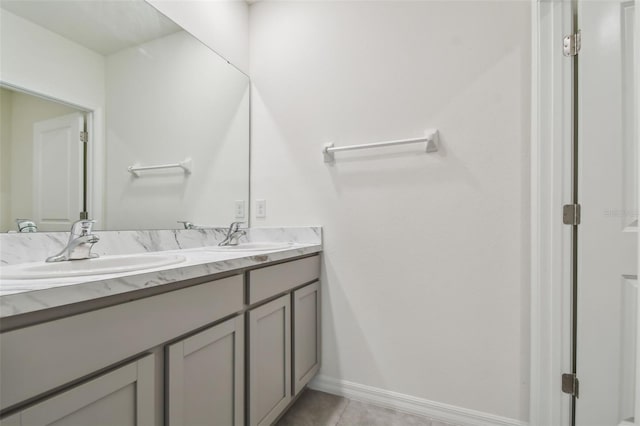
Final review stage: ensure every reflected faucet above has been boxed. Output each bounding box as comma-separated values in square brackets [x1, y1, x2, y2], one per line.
[218, 222, 246, 246]
[178, 221, 211, 230]
[16, 219, 37, 233]
[46, 220, 100, 262]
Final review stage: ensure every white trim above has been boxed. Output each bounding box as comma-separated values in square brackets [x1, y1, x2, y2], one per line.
[636, 0, 640, 422]
[85, 109, 104, 228]
[309, 375, 526, 426]
[0, 81, 105, 229]
[529, 0, 574, 425]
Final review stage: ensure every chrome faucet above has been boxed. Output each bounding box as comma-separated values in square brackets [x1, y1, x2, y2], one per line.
[218, 221, 246, 246]
[16, 219, 37, 233]
[178, 221, 210, 230]
[46, 220, 100, 262]
[177, 221, 195, 230]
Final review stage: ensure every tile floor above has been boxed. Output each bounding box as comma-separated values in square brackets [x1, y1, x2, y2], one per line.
[275, 389, 459, 426]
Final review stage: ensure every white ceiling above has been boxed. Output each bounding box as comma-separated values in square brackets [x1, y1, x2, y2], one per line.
[1, 0, 181, 56]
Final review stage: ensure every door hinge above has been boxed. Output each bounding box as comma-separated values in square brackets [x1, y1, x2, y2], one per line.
[563, 204, 581, 225]
[562, 373, 579, 397]
[80, 131, 88, 143]
[563, 31, 581, 56]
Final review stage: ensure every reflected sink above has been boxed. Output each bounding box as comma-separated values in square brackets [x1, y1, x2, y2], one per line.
[0, 254, 186, 280]
[205, 242, 294, 252]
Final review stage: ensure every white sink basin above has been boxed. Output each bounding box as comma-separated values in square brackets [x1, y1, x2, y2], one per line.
[0, 254, 186, 280]
[205, 242, 294, 252]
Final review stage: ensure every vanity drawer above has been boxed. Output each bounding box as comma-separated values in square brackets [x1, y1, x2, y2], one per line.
[248, 255, 320, 305]
[0, 275, 243, 412]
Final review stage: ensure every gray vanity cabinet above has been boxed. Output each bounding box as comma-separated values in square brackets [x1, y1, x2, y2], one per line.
[0, 276, 243, 412]
[0, 255, 321, 426]
[292, 281, 321, 396]
[166, 315, 244, 426]
[248, 294, 292, 426]
[0, 354, 155, 426]
[247, 255, 321, 426]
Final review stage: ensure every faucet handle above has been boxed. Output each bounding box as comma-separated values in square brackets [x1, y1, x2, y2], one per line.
[230, 221, 245, 231]
[70, 219, 96, 237]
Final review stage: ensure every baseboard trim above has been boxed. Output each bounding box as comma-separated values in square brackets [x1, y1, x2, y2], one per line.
[309, 375, 527, 426]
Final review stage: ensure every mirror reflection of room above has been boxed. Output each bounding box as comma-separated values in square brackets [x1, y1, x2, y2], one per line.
[0, 0, 250, 233]
[0, 88, 87, 232]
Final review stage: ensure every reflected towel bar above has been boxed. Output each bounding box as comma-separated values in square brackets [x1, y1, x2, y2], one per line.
[128, 158, 192, 177]
[323, 129, 439, 163]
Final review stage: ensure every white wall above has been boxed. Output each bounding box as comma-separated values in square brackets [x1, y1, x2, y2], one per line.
[0, 10, 105, 111]
[105, 30, 249, 229]
[148, 0, 250, 75]
[250, 1, 531, 422]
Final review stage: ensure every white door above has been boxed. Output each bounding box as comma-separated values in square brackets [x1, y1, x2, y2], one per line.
[576, 1, 638, 425]
[33, 112, 84, 231]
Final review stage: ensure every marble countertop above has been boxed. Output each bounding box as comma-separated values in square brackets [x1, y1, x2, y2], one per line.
[0, 227, 322, 321]
[0, 243, 321, 320]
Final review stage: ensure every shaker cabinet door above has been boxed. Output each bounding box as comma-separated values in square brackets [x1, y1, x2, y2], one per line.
[248, 294, 292, 426]
[292, 281, 321, 396]
[166, 315, 244, 426]
[2, 354, 155, 426]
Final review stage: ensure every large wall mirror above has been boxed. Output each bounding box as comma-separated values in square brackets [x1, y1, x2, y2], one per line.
[0, 0, 250, 232]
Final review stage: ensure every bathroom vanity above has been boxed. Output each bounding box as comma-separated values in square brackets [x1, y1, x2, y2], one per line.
[0, 229, 322, 426]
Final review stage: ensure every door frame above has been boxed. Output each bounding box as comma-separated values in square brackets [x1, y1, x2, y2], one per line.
[0, 81, 105, 228]
[636, 2, 640, 422]
[530, 0, 640, 424]
[530, 1, 574, 423]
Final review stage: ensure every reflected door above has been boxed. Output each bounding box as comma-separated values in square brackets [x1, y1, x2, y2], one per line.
[32, 112, 85, 231]
[576, 0, 638, 424]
